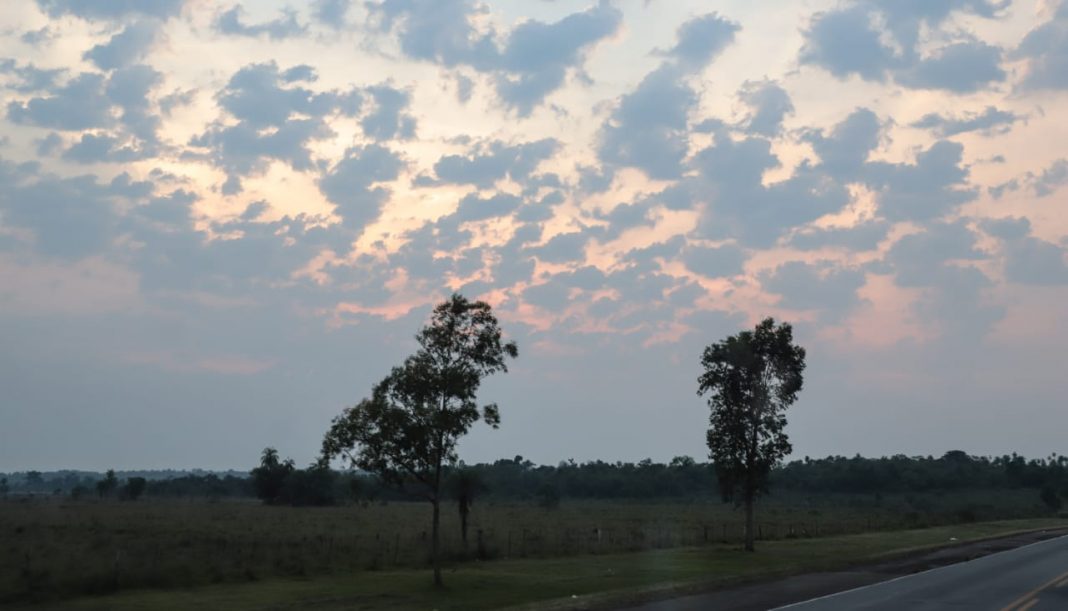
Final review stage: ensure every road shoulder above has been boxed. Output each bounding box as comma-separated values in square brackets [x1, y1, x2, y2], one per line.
[607, 527, 1068, 611]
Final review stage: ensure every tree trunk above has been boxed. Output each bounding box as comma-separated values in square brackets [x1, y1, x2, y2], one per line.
[432, 498, 443, 587]
[744, 491, 755, 552]
[460, 501, 469, 552]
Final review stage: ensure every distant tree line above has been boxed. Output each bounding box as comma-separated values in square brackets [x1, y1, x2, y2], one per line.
[5, 451, 1068, 509]
[775, 451, 1068, 499]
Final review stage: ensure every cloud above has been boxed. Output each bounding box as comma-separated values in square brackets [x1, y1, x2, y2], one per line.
[452, 192, 522, 223]
[895, 40, 1005, 93]
[981, 216, 1031, 241]
[0, 60, 65, 93]
[191, 120, 332, 194]
[988, 159, 1068, 198]
[215, 62, 356, 128]
[1003, 237, 1068, 285]
[681, 243, 746, 278]
[805, 108, 883, 180]
[592, 200, 655, 241]
[800, 6, 898, 81]
[312, 0, 351, 28]
[83, 20, 160, 70]
[761, 261, 866, 320]
[911, 106, 1021, 137]
[7, 72, 114, 130]
[1032, 159, 1068, 197]
[694, 132, 850, 247]
[0, 160, 119, 259]
[886, 221, 986, 287]
[106, 64, 165, 141]
[522, 279, 573, 310]
[6, 62, 165, 164]
[871, 0, 1009, 51]
[598, 65, 696, 180]
[800, 2, 1008, 92]
[3, 0, 1066, 470]
[318, 144, 404, 233]
[789, 220, 890, 252]
[431, 138, 558, 188]
[864, 140, 977, 222]
[35, 0, 187, 20]
[62, 133, 151, 164]
[190, 61, 362, 192]
[519, 263, 606, 309]
[368, 0, 496, 68]
[360, 86, 416, 141]
[982, 216, 1068, 285]
[494, 1, 622, 115]
[662, 13, 740, 69]
[736, 80, 794, 137]
[369, 0, 620, 115]
[533, 231, 589, 264]
[214, 5, 307, 40]
[35, 132, 62, 156]
[1013, 2, 1068, 90]
[20, 27, 54, 46]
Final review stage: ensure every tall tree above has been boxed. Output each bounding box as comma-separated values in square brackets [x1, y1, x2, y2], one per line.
[251, 447, 295, 505]
[322, 293, 517, 587]
[698, 317, 805, 552]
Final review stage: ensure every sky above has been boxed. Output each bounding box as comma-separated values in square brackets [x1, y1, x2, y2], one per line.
[1, 0, 1067, 471]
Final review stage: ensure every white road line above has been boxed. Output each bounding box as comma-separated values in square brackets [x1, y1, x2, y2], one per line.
[770, 532, 1068, 610]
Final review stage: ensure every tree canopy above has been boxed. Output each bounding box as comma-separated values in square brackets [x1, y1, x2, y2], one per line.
[699, 317, 805, 551]
[321, 293, 517, 586]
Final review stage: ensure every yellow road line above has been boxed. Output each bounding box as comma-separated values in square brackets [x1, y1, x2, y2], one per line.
[1017, 600, 1039, 611]
[1000, 569, 1068, 611]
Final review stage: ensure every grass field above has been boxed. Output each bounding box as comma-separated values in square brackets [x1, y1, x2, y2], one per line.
[0, 490, 1055, 606]
[10, 519, 1066, 610]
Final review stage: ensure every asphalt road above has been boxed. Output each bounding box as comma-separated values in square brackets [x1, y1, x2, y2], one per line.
[776, 533, 1068, 610]
[621, 530, 1068, 611]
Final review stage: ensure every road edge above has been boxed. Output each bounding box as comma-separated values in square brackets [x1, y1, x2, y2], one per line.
[504, 523, 1068, 611]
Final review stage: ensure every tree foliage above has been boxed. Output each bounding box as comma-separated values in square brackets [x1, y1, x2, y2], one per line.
[251, 447, 295, 504]
[321, 293, 517, 586]
[699, 317, 805, 551]
[121, 477, 147, 501]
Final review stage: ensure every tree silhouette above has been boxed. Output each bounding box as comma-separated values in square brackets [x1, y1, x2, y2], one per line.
[122, 477, 147, 501]
[322, 293, 517, 587]
[96, 469, 118, 499]
[251, 447, 295, 504]
[699, 317, 805, 552]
